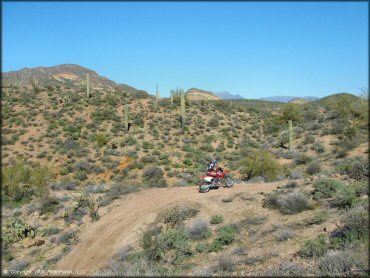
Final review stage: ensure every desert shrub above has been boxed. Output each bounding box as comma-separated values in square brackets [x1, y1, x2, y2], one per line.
[317, 249, 359, 276]
[312, 179, 346, 199]
[275, 229, 295, 241]
[41, 226, 62, 236]
[85, 184, 106, 194]
[263, 190, 281, 209]
[264, 190, 310, 214]
[331, 187, 357, 209]
[303, 134, 315, 144]
[218, 253, 236, 272]
[156, 206, 199, 227]
[310, 211, 328, 225]
[142, 166, 167, 188]
[280, 103, 302, 122]
[115, 246, 132, 262]
[56, 230, 79, 245]
[157, 228, 192, 258]
[142, 141, 154, 149]
[352, 181, 368, 196]
[142, 225, 192, 263]
[214, 225, 238, 246]
[187, 219, 211, 240]
[335, 157, 368, 180]
[285, 180, 298, 188]
[290, 169, 303, 179]
[51, 178, 78, 191]
[341, 202, 368, 238]
[278, 191, 311, 214]
[183, 158, 193, 166]
[96, 133, 109, 148]
[2, 162, 51, 204]
[195, 242, 211, 253]
[243, 215, 267, 225]
[313, 142, 325, 154]
[240, 150, 282, 181]
[210, 214, 224, 225]
[294, 153, 312, 165]
[346, 157, 368, 181]
[262, 262, 308, 276]
[306, 160, 321, 175]
[298, 234, 329, 258]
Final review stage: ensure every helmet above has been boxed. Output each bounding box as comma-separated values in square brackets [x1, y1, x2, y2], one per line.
[212, 158, 218, 165]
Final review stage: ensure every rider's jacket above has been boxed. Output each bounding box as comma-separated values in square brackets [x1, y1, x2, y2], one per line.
[207, 161, 217, 172]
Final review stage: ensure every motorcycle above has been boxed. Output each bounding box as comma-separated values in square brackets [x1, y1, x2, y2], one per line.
[199, 167, 234, 193]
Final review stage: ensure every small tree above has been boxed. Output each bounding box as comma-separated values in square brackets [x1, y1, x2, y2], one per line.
[280, 103, 302, 122]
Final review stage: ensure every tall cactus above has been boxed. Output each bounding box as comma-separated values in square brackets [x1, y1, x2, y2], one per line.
[86, 73, 90, 98]
[288, 120, 293, 150]
[170, 90, 174, 105]
[156, 84, 159, 108]
[15, 74, 19, 87]
[124, 103, 129, 132]
[181, 90, 186, 128]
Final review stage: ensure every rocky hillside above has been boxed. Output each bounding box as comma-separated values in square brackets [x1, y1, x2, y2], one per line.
[2, 64, 148, 96]
[185, 88, 221, 101]
[1, 67, 368, 276]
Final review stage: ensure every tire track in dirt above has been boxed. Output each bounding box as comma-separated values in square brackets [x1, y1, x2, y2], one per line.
[53, 181, 284, 276]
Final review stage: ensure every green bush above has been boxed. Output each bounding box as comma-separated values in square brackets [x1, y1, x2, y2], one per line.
[264, 190, 311, 214]
[2, 162, 51, 204]
[210, 214, 224, 225]
[188, 219, 211, 240]
[298, 234, 329, 258]
[312, 179, 346, 200]
[331, 187, 357, 209]
[183, 158, 193, 166]
[342, 202, 368, 237]
[96, 133, 109, 148]
[142, 166, 167, 188]
[156, 206, 199, 227]
[335, 157, 368, 180]
[280, 103, 302, 122]
[240, 150, 282, 181]
[214, 225, 238, 246]
[306, 161, 321, 175]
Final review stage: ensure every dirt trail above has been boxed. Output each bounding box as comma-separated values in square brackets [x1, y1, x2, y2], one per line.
[53, 181, 284, 276]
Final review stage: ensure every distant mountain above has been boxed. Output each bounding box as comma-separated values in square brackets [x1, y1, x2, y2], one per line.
[185, 88, 221, 101]
[259, 96, 319, 103]
[2, 64, 148, 96]
[214, 91, 245, 100]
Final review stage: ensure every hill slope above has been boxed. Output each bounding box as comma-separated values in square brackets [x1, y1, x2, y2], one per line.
[2, 64, 147, 95]
[185, 88, 221, 100]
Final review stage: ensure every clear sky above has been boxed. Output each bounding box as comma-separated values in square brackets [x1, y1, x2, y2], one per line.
[2, 1, 368, 98]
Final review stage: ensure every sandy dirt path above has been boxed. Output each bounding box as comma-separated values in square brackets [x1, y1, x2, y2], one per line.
[53, 181, 284, 276]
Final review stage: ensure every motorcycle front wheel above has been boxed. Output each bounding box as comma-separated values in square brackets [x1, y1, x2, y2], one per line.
[224, 175, 234, 188]
[199, 183, 211, 193]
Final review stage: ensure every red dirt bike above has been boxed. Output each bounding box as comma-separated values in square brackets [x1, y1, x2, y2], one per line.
[199, 167, 234, 193]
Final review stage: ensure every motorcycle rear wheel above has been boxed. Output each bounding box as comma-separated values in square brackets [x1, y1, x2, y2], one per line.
[224, 175, 234, 188]
[199, 183, 211, 193]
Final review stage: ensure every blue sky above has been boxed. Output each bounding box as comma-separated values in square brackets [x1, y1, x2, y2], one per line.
[2, 2, 368, 98]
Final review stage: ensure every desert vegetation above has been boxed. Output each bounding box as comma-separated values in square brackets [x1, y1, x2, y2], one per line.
[1, 67, 368, 276]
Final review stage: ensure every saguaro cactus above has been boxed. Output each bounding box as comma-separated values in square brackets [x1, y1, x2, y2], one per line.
[86, 73, 90, 98]
[181, 90, 186, 128]
[156, 84, 159, 108]
[15, 74, 19, 87]
[170, 90, 174, 105]
[125, 104, 129, 132]
[288, 120, 293, 150]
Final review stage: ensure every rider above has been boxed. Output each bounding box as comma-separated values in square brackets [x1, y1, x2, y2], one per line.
[207, 158, 220, 184]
